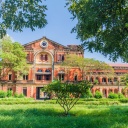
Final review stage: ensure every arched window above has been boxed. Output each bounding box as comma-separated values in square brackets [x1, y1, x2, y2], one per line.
[102, 78, 106, 82]
[40, 54, 48, 61]
[74, 75, 77, 81]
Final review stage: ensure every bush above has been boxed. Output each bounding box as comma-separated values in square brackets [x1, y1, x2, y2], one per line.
[81, 89, 93, 98]
[18, 93, 25, 98]
[13, 92, 19, 98]
[108, 93, 118, 99]
[119, 98, 128, 103]
[0, 91, 7, 98]
[118, 93, 125, 99]
[13, 93, 25, 98]
[94, 91, 102, 99]
[7, 90, 13, 97]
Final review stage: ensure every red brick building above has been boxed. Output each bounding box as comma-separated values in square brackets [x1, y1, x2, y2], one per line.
[1, 37, 128, 99]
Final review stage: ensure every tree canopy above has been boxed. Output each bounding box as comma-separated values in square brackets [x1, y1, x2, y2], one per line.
[0, 36, 28, 81]
[67, 0, 128, 62]
[0, 0, 47, 38]
[43, 80, 92, 115]
[62, 54, 114, 80]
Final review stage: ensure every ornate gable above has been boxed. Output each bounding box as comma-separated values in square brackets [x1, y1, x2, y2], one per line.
[23, 36, 69, 51]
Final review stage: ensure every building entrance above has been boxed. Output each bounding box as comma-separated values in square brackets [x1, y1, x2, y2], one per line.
[36, 87, 49, 99]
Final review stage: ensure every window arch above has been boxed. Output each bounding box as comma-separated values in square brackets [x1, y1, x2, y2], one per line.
[37, 69, 42, 72]
[45, 69, 50, 72]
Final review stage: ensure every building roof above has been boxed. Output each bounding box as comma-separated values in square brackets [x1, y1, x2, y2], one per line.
[108, 63, 128, 67]
[23, 36, 69, 49]
[23, 36, 84, 52]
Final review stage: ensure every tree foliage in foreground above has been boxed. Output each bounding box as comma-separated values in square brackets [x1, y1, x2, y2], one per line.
[0, 0, 47, 38]
[43, 80, 92, 115]
[0, 36, 28, 81]
[67, 0, 128, 62]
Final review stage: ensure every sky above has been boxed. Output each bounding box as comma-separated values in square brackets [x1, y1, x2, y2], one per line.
[7, 0, 122, 63]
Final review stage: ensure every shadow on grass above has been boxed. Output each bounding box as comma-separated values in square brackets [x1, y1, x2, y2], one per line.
[0, 106, 128, 128]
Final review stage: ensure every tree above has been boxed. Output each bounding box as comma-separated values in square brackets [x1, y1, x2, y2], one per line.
[0, 0, 47, 38]
[67, 0, 128, 62]
[0, 36, 28, 82]
[43, 80, 92, 115]
[62, 54, 114, 81]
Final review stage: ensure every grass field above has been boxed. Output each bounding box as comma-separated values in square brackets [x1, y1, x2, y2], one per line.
[0, 103, 128, 128]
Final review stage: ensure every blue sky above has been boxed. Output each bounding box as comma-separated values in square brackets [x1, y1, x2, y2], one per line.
[7, 0, 122, 63]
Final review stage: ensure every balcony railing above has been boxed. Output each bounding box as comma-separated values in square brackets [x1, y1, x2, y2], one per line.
[35, 80, 51, 84]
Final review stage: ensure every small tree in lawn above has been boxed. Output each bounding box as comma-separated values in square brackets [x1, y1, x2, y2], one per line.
[43, 80, 92, 115]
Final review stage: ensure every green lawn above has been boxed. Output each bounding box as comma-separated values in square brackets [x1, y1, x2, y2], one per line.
[0, 103, 128, 128]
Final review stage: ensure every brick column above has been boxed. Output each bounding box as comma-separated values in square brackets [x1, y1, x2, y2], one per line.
[106, 89, 109, 98]
[99, 77, 102, 84]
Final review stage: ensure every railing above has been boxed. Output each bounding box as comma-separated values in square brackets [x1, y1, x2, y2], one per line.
[0, 80, 16, 84]
[35, 80, 52, 84]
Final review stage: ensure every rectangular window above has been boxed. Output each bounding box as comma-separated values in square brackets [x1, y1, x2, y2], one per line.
[37, 75, 42, 80]
[9, 74, 12, 80]
[58, 54, 64, 62]
[45, 75, 50, 81]
[59, 74, 64, 81]
[23, 75, 28, 80]
[23, 87, 27, 96]
[8, 88, 12, 91]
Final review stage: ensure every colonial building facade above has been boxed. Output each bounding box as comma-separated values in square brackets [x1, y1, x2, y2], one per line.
[1, 37, 128, 99]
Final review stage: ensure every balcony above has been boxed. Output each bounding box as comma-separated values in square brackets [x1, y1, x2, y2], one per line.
[16, 80, 34, 84]
[0, 80, 16, 84]
[35, 72, 51, 75]
[35, 80, 52, 84]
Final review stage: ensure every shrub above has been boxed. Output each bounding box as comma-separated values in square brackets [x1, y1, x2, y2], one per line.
[0, 91, 7, 98]
[119, 98, 128, 103]
[94, 91, 102, 99]
[18, 93, 25, 98]
[118, 93, 125, 99]
[81, 89, 93, 98]
[108, 92, 118, 99]
[13, 92, 19, 98]
[13, 93, 25, 98]
[7, 90, 13, 97]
